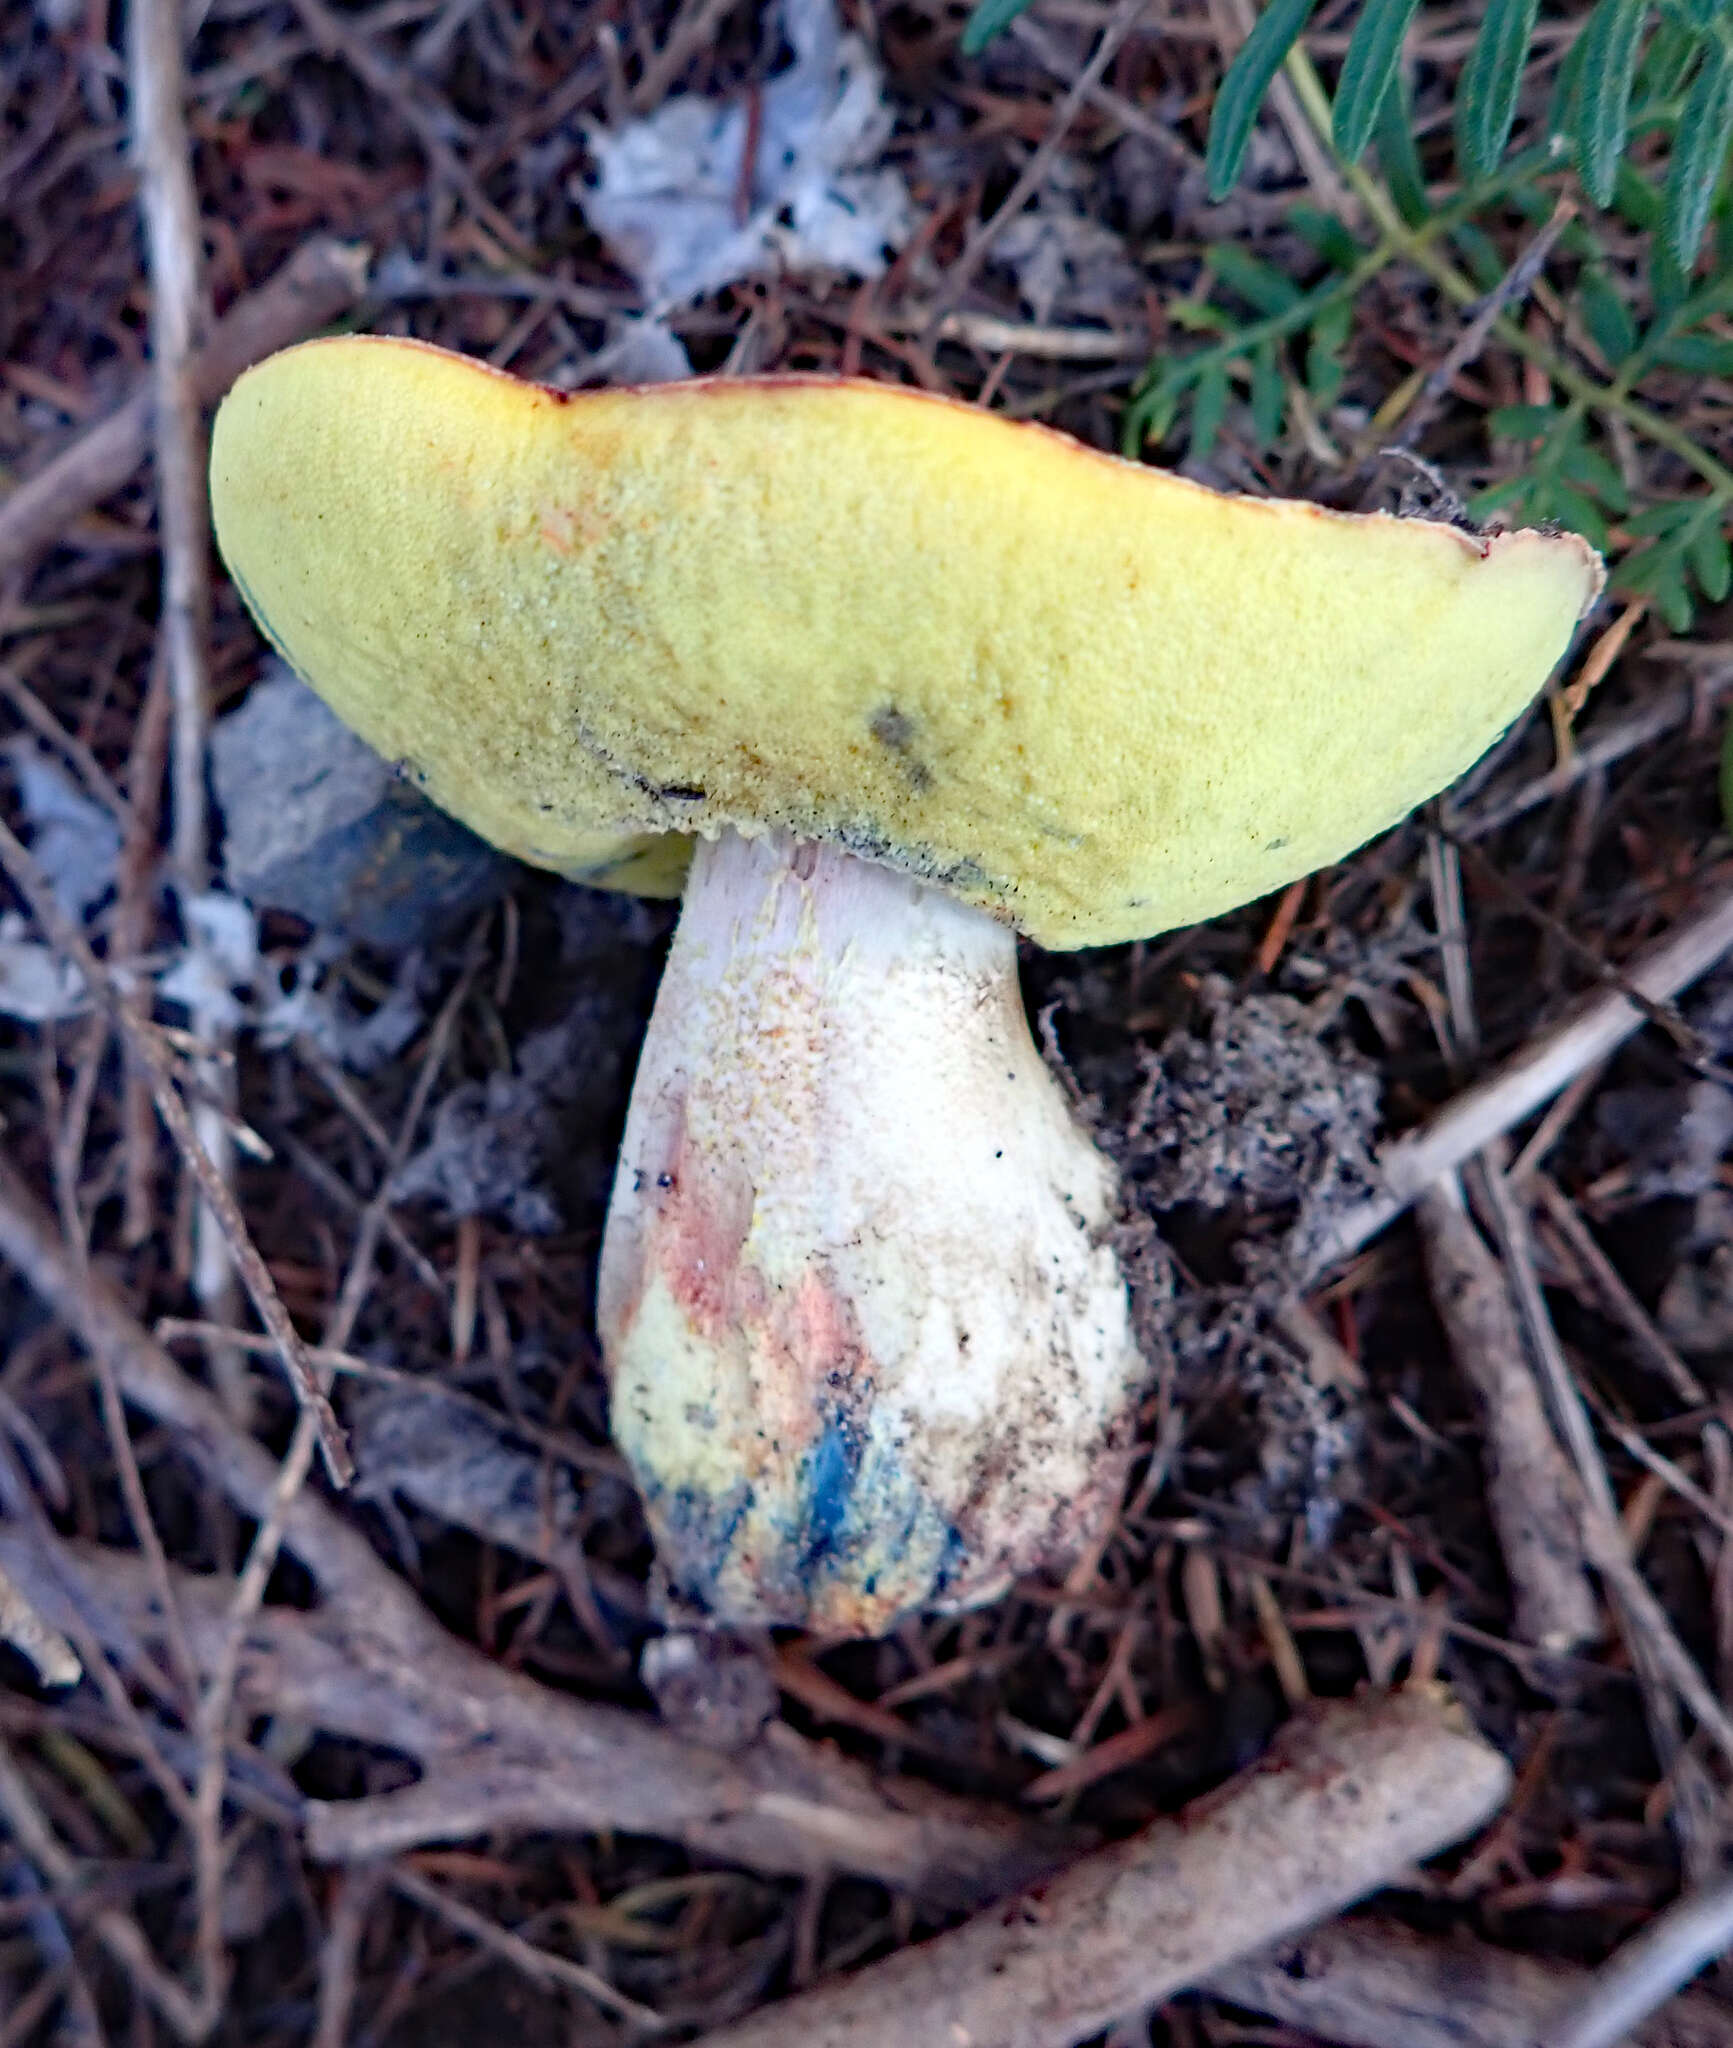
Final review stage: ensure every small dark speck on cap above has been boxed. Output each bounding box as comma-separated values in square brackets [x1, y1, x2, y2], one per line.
[868, 704, 934, 793]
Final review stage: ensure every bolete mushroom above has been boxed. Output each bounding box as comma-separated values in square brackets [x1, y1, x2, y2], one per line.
[210, 336, 1601, 1635]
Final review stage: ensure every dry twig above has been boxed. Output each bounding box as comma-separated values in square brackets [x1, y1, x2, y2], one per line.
[693, 1688, 1511, 2048]
[0, 818, 350, 1479]
[1464, 668, 1733, 842]
[1389, 197, 1577, 451]
[310, 1863, 388, 2048]
[1543, 1874, 1733, 2048]
[1476, 1159, 1733, 1780]
[127, 0, 210, 886]
[0, 1734, 212, 2040]
[390, 1864, 666, 2028]
[1313, 879, 1733, 1274]
[1417, 1179, 1598, 1657]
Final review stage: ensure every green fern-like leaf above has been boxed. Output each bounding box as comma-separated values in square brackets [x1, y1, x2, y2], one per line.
[1576, 0, 1651, 205]
[1580, 266, 1641, 361]
[1206, 0, 1320, 199]
[1665, 33, 1733, 264]
[1663, 0, 1731, 33]
[1250, 341, 1287, 445]
[1372, 60, 1432, 220]
[1455, 0, 1542, 180]
[1689, 516, 1733, 602]
[1332, 0, 1420, 160]
[1209, 242, 1306, 313]
[1190, 360, 1231, 456]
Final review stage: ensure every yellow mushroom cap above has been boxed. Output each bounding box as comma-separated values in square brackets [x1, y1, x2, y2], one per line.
[210, 334, 1602, 950]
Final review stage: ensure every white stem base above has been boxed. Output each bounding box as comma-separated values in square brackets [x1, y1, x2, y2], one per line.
[597, 831, 1143, 1634]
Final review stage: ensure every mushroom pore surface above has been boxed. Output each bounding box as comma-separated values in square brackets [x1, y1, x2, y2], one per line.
[597, 829, 1139, 1633]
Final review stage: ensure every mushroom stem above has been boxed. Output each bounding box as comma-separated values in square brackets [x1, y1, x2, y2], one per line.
[597, 828, 1143, 1634]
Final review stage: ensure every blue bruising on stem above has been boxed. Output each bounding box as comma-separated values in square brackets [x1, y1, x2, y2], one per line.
[798, 1409, 862, 1569]
[634, 1425, 975, 1627]
[926, 1523, 972, 1603]
[652, 1479, 752, 1612]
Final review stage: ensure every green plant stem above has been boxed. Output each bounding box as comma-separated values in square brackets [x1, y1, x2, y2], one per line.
[1125, 170, 1547, 447]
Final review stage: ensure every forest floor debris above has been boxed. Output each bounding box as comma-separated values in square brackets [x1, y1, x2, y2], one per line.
[4, 0, 1733, 2040]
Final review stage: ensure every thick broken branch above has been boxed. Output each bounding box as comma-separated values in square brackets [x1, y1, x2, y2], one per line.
[694, 1688, 1512, 2048]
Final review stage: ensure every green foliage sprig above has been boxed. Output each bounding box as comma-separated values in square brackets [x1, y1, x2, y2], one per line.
[957, 1, 1733, 621]
[1119, 136, 1733, 625]
[1219, 0, 1733, 266]
[962, 0, 1733, 268]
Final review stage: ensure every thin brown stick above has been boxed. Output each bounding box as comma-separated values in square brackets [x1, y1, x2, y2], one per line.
[36, 1016, 204, 1714]
[0, 1736, 213, 2041]
[0, 665, 128, 821]
[391, 1865, 666, 2028]
[154, 1320, 623, 1479]
[182, 959, 472, 2010]
[0, 816, 351, 1480]
[129, 0, 251, 1450]
[1476, 1162, 1733, 1773]
[1463, 666, 1733, 839]
[0, 239, 367, 581]
[0, 1165, 1069, 1904]
[117, 651, 173, 1248]
[1532, 1173, 1708, 1406]
[695, 1688, 1511, 2048]
[310, 1863, 387, 2048]
[1389, 197, 1577, 450]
